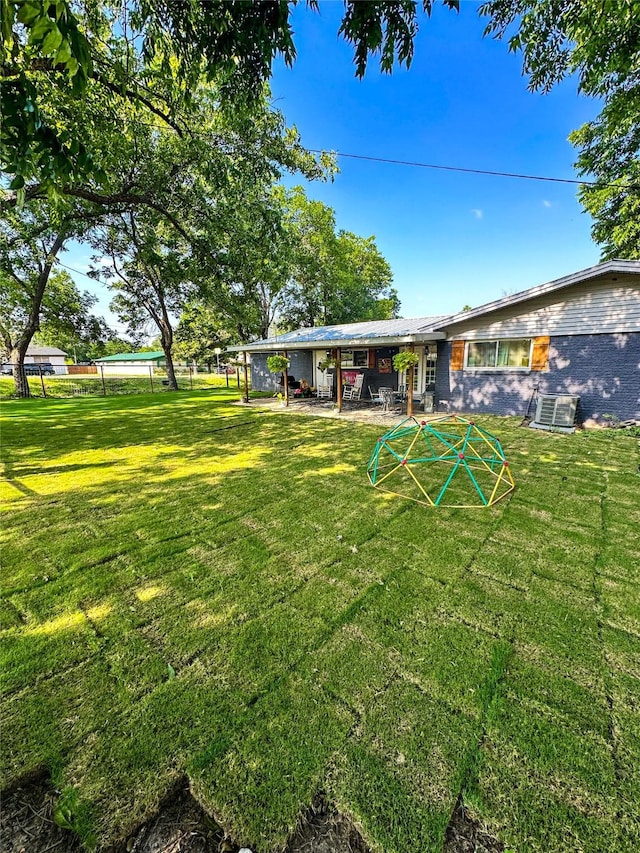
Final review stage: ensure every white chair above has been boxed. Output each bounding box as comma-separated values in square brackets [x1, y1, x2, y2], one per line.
[343, 373, 364, 401]
[317, 375, 332, 399]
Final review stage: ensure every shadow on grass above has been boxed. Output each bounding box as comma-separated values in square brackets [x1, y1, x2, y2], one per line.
[1, 393, 635, 853]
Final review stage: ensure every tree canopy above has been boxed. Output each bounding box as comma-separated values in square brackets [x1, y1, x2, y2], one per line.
[277, 187, 398, 330]
[1, 1, 457, 189]
[5, 0, 638, 258]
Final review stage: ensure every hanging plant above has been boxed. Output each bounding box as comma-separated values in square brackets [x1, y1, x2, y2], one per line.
[317, 356, 337, 372]
[393, 351, 420, 372]
[266, 355, 290, 373]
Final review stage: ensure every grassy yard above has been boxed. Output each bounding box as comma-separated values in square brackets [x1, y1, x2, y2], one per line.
[1, 390, 639, 852]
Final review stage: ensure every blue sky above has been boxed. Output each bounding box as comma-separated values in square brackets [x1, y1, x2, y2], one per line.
[269, 1, 601, 317]
[67, 0, 602, 330]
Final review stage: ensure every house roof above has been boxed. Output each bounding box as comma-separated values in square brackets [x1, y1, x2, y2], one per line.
[438, 259, 640, 330]
[95, 351, 165, 362]
[27, 345, 67, 356]
[238, 316, 449, 352]
[237, 260, 640, 353]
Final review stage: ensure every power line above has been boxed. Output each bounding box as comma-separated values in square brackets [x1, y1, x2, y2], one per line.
[306, 148, 636, 190]
[56, 260, 109, 284]
[105, 115, 638, 191]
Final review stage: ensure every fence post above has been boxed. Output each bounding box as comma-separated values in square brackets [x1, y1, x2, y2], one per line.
[39, 365, 46, 397]
[190, 366, 193, 390]
[226, 370, 229, 388]
[149, 365, 154, 393]
[100, 364, 106, 396]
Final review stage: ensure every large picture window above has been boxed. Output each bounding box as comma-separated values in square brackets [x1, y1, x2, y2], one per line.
[466, 339, 531, 369]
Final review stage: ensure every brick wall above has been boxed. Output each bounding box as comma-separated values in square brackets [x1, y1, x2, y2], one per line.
[436, 333, 640, 423]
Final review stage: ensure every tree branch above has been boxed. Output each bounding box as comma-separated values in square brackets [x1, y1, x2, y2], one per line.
[1, 185, 190, 240]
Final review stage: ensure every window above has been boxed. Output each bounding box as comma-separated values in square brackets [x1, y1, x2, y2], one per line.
[424, 352, 437, 386]
[465, 339, 531, 369]
[340, 349, 368, 367]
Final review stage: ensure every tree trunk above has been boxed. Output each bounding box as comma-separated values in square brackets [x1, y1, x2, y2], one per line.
[11, 229, 68, 398]
[157, 305, 178, 391]
[10, 346, 30, 398]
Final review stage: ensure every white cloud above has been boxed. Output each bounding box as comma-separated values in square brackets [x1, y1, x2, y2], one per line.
[542, 199, 552, 208]
[471, 208, 483, 219]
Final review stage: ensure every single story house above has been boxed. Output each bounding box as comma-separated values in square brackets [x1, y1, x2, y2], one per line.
[26, 345, 68, 372]
[94, 351, 167, 376]
[2, 345, 68, 374]
[241, 260, 640, 425]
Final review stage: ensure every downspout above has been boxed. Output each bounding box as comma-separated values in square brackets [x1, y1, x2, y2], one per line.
[336, 348, 342, 413]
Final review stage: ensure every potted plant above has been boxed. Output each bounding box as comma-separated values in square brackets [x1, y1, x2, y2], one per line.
[392, 350, 420, 373]
[317, 356, 337, 373]
[393, 350, 420, 416]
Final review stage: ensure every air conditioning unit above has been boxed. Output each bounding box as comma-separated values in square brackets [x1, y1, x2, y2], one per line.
[530, 394, 580, 432]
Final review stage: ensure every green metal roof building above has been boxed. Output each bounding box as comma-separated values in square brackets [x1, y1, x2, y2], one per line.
[95, 351, 165, 363]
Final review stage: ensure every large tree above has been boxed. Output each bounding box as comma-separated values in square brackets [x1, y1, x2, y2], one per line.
[276, 187, 398, 330]
[2, 1, 458, 189]
[90, 210, 196, 390]
[0, 200, 82, 395]
[0, 264, 99, 393]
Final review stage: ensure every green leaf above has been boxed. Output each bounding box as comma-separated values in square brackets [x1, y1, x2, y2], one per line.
[9, 174, 25, 190]
[55, 40, 72, 65]
[41, 26, 63, 55]
[16, 2, 41, 26]
[28, 16, 54, 43]
[167, 663, 176, 680]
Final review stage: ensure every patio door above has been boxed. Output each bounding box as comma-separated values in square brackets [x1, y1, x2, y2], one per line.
[418, 345, 438, 392]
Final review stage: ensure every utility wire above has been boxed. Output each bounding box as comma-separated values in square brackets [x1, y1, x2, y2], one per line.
[55, 259, 109, 284]
[306, 148, 638, 190]
[121, 119, 637, 190]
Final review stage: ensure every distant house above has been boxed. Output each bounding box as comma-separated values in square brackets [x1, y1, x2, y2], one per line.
[94, 351, 167, 376]
[26, 346, 68, 373]
[241, 260, 640, 425]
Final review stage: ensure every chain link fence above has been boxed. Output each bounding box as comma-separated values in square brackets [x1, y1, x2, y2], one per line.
[0, 364, 248, 399]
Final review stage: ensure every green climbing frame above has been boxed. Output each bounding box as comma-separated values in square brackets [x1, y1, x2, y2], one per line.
[367, 414, 515, 507]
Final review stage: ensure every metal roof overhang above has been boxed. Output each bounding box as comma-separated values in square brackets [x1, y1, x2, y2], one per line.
[236, 331, 446, 353]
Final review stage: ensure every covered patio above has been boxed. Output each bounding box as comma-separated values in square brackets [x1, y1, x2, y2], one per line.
[238, 316, 448, 418]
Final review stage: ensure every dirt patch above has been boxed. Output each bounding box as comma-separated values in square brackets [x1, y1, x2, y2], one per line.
[283, 794, 370, 853]
[1, 778, 503, 853]
[443, 796, 505, 853]
[1, 775, 84, 853]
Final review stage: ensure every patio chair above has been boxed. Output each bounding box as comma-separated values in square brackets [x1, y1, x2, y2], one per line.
[379, 387, 400, 413]
[317, 376, 332, 399]
[368, 385, 382, 404]
[343, 373, 364, 401]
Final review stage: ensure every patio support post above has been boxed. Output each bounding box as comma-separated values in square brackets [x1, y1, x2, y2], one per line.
[336, 348, 342, 412]
[283, 349, 289, 406]
[242, 351, 250, 403]
[407, 344, 414, 419]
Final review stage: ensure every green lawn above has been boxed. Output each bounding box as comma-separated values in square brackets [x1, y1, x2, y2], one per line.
[1, 390, 639, 852]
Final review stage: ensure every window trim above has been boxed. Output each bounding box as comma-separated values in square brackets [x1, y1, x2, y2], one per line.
[340, 348, 369, 368]
[464, 338, 533, 371]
